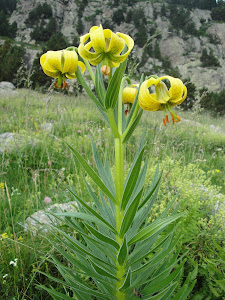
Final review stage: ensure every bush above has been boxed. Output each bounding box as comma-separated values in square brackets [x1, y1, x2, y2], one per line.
[0, 10, 17, 37]
[26, 3, 52, 26]
[0, 41, 25, 84]
[200, 48, 220, 68]
[31, 18, 57, 42]
[200, 88, 225, 115]
[211, 1, 225, 21]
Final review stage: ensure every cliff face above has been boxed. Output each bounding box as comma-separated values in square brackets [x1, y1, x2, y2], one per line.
[9, 0, 225, 92]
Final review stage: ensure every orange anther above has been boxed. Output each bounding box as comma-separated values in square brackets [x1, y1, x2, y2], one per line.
[163, 118, 167, 127]
[165, 114, 169, 123]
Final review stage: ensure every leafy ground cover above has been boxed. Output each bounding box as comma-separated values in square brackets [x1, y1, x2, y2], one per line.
[0, 89, 225, 299]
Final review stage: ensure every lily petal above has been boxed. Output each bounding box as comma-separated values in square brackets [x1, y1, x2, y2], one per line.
[104, 29, 125, 55]
[108, 32, 134, 63]
[90, 25, 106, 53]
[41, 51, 63, 73]
[66, 61, 86, 79]
[138, 80, 163, 111]
[62, 50, 78, 74]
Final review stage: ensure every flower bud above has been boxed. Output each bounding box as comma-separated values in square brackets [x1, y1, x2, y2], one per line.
[101, 65, 110, 76]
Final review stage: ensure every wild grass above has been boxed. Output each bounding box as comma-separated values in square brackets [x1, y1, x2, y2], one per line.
[0, 88, 224, 299]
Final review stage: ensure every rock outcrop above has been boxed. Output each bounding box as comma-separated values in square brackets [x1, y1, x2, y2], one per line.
[9, 0, 225, 92]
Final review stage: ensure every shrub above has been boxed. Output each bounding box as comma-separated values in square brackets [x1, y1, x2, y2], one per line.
[0, 41, 25, 84]
[200, 48, 220, 68]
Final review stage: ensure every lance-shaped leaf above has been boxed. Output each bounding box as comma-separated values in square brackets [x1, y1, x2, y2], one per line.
[88, 257, 119, 281]
[105, 59, 127, 109]
[128, 213, 185, 246]
[119, 268, 131, 292]
[125, 74, 144, 126]
[121, 146, 145, 211]
[76, 66, 107, 118]
[119, 189, 143, 237]
[122, 110, 143, 144]
[37, 286, 74, 300]
[85, 223, 120, 250]
[95, 64, 106, 105]
[143, 283, 178, 300]
[66, 142, 117, 205]
[91, 139, 116, 197]
[142, 260, 185, 295]
[66, 188, 116, 234]
[117, 236, 128, 266]
[139, 165, 162, 209]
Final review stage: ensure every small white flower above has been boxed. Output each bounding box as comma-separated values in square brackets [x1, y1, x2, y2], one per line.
[9, 258, 18, 267]
[3, 274, 8, 278]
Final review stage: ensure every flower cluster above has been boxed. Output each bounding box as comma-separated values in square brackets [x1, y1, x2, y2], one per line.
[40, 24, 187, 125]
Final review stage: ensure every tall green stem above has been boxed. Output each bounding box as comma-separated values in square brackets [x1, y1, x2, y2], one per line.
[115, 136, 126, 299]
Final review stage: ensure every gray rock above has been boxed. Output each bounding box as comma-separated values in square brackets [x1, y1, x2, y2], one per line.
[209, 124, 225, 135]
[0, 81, 16, 90]
[24, 201, 78, 235]
[0, 132, 37, 153]
[41, 122, 54, 132]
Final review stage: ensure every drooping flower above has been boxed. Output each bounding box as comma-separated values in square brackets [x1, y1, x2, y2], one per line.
[40, 50, 85, 89]
[122, 85, 138, 105]
[138, 76, 187, 125]
[78, 25, 134, 75]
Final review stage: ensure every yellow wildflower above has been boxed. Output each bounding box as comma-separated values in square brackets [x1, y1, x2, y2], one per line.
[1, 233, 8, 239]
[40, 49, 85, 89]
[138, 76, 187, 126]
[122, 85, 138, 105]
[216, 170, 220, 173]
[78, 25, 134, 74]
[0, 182, 4, 189]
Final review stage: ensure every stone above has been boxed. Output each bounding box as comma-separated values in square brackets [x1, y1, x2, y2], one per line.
[24, 201, 78, 235]
[209, 124, 225, 136]
[0, 81, 16, 90]
[0, 132, 37, 153]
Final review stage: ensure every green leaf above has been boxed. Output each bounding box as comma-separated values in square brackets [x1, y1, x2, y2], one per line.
[119, 189, 143, 237]
[143, 283, 177, 300]
[37, 286, 73, 300]
[85, 223, 120, 250]
[121, 146, 145, 210]
[95, 64, 106, 105]
[67, 188, 117, 234]
[119, 268, 131, 292]
[139, 165, 162, 209]
[117, 236, 128, 266]
[122, 110, 143, 144]
[76, 66, 105, 112]
[126, 74, 144, 126]
[91, 139, 116, 197]
[37, 271, 110, 299]
[142, 260, 185, 295]
[105, 59, 127, 109]
[88, 257, 119, 281]
[66, 142, 117, 205]
[128, 213, 185, 246]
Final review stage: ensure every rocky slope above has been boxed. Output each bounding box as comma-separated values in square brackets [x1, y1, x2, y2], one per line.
[9, 0, 225, 92]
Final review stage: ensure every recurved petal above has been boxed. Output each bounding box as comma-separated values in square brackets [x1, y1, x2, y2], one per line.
[66, 61, 85, 79]
[170, 84, 187, 106]
[41, 67, 60, 78]
[62, 50, 78, 74]
[108, 32, 134, 63]
[78, 41, 102, 62]
[138, 80, 163, 111]
[104, 29, 125, 55]
[90, 25, 106, 53]
[167, 76, 187, 104]
[41, 50, 63, 73]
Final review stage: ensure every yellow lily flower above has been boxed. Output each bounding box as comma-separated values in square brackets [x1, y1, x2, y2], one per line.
[138, 76, 187, 125]
[40, 49, 85, 88]
[78, 25, 134, 73]
[122, 85, 138, 104]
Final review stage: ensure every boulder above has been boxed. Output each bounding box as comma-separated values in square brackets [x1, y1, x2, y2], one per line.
[24, 201, 78, 235]
[0, 132, 37, 153]
[0, 81, 16, 90]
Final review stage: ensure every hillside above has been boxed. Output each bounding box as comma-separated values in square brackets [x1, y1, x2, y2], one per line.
[1, 0, 225, 111]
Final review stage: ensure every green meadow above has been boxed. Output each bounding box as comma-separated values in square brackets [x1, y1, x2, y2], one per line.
[0, 88, 225, 299]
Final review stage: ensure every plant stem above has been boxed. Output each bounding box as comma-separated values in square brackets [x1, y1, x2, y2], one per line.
[115, 136, 126, 299]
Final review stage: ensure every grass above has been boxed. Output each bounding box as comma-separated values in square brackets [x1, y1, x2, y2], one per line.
[0, 88, 224, 299]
